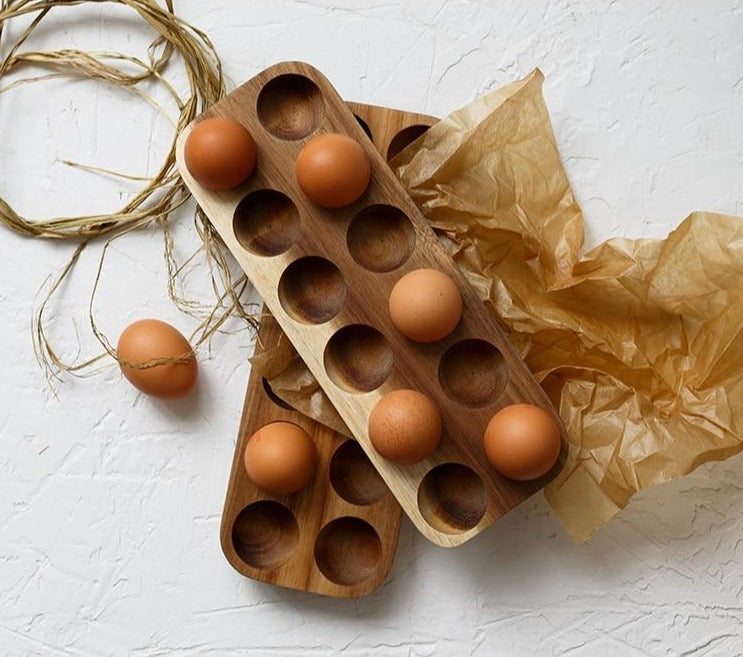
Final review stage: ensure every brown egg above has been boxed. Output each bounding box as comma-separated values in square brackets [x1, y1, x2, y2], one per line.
[368, 390, 441, 465]
[117, 319, 198, 399]
[295, 133, 371, 207]
[184, 116, 256, 190]
[244, 422, 317, 495]
[484, 404, 561, 481]
[389, 268, 463, 343]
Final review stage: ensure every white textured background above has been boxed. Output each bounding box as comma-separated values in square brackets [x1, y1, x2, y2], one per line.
[1, 1, 742, 655]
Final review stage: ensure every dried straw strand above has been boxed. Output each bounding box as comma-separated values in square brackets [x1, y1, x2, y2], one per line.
[0, 0, 258, 384]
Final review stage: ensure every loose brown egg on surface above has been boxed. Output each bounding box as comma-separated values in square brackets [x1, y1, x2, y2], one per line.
[244, 422, 317, 495]
[117, 319, 198, 399]
[184, 116, 256, 190]
[295, 133, 371, 208]
[368, 390, 441, 465]
[389, 268, 463, 343]
[484, 404, 561, 481]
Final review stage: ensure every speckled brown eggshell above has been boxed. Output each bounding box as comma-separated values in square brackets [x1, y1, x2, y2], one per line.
[244, 421, 317, 495]
[484, 404, 561, 481]
[389, 268, 463, 343]
[117, 319, 198, 399]
[184, 116, 257, 190]
[295, 133, 371, 208]
[368, 389, 441, 465]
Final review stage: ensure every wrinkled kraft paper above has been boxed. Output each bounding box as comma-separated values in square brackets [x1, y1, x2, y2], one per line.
[252, 69, 743, 541]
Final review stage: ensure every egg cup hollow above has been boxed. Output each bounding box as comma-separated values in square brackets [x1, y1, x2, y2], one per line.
[233, 189, 300, 257]
[231, 500, 300, 569]
[323, 324, 393, 393]
[278, 256, 347, 324]
[386, 124, 431, 162]
[347, 204, 415, 273]
[439, 339, 508, 408]
[257, 73, 324, 140]
[329, 440, 389, 506]
[314, 517, 383, 586]
[417, 463, 488, 534]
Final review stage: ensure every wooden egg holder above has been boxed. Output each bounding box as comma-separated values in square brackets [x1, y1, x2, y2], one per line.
[221, 311, 401, 598]
[219, 102, 437, 598]
[178, 61, 567, 548]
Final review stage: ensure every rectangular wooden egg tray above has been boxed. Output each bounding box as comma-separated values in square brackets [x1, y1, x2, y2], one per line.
[222, 310, 401, 598]
[220, 102, 437, 598]
[179, 61, 568, 548]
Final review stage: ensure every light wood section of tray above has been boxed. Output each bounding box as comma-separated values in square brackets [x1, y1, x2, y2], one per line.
[181, 61, 567, 547]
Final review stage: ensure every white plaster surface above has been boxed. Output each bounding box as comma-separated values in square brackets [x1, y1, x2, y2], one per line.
[1, 1, 742, 655]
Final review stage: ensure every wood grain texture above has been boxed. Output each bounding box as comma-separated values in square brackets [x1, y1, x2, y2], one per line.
[219, 102, 435, 598]
[179, 61, 568, 547]
[220, 311, 402, 598]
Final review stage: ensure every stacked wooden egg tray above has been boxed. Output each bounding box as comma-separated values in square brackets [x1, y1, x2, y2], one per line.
[222, 311, 401, 598]
[219, 101, 434, 597]
[177, 61, 567, 591]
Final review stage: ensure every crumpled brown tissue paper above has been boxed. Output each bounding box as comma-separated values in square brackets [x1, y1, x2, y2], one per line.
[252, 69, 743, 541]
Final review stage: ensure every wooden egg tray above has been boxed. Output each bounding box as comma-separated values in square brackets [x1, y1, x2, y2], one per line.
[221, 310, 401, 597]
[179, 61, 568, 548]
[219, 101, 437, 598]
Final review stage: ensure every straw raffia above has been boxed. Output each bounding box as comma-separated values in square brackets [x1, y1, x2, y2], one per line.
[0, 0, 258, 384]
